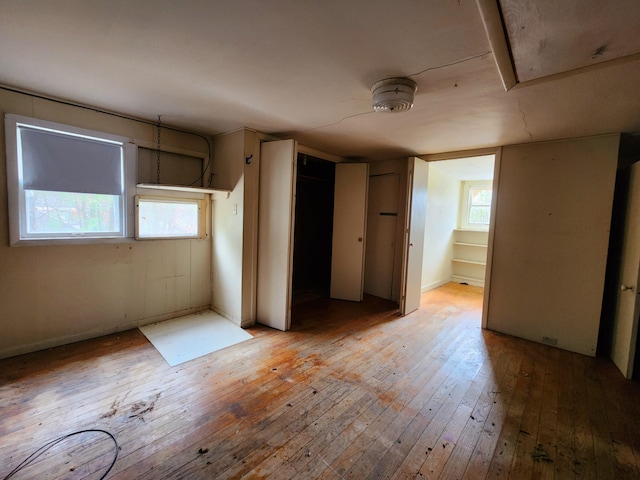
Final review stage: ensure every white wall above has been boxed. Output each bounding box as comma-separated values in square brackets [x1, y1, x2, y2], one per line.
[210, 128, 260, 327]
[486, 135, 620, 356]
[421, 165, 460, 292]
[210, 130, 244, 325]
[0, 89, 212, 359]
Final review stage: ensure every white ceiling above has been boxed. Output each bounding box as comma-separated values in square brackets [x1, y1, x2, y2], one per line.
[1, 0, 639, 161]
[429, 155, 495, 181]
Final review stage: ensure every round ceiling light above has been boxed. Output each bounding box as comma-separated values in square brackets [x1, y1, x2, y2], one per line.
[371, 77, 418, 113]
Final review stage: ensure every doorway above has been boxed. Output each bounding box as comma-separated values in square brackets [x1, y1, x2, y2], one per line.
[291, 153, 335, 305]
[257, 140, 369, 331]
[421, 154, 495, 298]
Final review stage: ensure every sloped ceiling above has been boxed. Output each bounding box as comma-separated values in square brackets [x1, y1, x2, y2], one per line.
[499, 0, 640, 83]
[0, 0, 639, 160]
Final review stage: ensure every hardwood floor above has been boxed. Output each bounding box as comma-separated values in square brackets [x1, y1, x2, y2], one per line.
[1, 282, 639, 479]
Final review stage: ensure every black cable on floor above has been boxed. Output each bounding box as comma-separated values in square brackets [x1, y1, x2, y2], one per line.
[2, 429, 119, 480]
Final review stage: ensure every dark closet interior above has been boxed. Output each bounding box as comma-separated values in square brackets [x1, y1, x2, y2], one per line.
[291, 153, 335, 304]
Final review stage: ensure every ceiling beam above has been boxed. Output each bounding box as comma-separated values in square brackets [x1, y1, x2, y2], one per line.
[476, 0, 517, 91]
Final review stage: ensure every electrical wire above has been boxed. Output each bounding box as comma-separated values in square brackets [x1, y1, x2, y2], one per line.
[406, 51, 492, 78]
[2, 429, 119, 480]
[299, 51, 493, 133]
[0, 84, 213, 188]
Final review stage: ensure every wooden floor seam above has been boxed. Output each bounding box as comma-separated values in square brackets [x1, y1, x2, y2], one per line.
[1, 282, 639, 479]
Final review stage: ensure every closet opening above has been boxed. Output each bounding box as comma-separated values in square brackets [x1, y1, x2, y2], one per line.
[421, 154, 495, 305]
[291, 153, 336, 305]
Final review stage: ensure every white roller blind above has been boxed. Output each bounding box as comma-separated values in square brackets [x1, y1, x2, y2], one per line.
[19, 126, 123, 195]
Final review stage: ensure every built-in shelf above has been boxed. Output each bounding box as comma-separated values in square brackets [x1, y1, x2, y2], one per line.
[137, 183, 231, 197]
[452, 258, 486, 266]
[451, 228, 488, 287]
[453, 242, 488, 248]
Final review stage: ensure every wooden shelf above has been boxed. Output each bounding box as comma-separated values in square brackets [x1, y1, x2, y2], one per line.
[452, 258, 486, 266]
[453, 242, 487, 248]
[137, 183, 230, 197]
[451, 229, 488, 286]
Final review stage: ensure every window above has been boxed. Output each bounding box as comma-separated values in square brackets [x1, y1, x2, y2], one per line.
[461, 181, 492, 230]
[135, 196, 206, 239]
[5, 114, 134, 245]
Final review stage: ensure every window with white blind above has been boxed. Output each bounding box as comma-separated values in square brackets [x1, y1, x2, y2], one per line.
[5, 114, 134, 245]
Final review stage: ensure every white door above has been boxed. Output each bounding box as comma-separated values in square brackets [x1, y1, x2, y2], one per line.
[400, 157, 429, 315]
[256, 139, 297, 331]
[364, 173, 400, 300]
[331, 163, 369, 301]
[611, 161, 640, 378]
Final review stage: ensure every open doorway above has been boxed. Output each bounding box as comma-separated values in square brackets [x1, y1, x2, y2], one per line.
[257, 141, 370, 331]
[421, 154, 495, 298]
[291, 153, 335, 305]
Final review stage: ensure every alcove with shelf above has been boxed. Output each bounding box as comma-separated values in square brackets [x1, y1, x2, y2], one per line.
[451, 229, 488, 286]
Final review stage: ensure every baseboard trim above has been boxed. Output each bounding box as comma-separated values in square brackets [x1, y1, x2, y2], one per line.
[421, 280, 447, 294]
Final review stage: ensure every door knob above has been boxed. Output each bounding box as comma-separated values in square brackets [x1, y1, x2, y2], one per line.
[358, 237, 363, 242]
[621, 284, 634, 291]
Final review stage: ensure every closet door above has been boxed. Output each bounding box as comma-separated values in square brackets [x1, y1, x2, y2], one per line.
[256, 139, 297, 331]
[364, 173, 400, 300]
[330, 163, 369, 301]
[611, 161, 640, 378]
[401, 157, 428, 315]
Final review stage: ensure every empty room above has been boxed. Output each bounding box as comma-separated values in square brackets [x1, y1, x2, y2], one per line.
[1, 1, 640, 479]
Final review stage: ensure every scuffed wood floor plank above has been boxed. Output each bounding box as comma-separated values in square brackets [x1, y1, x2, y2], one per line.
[1, 283, 639, 479]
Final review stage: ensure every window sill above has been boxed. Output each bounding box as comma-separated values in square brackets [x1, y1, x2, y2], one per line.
[10, 236, 134, 247]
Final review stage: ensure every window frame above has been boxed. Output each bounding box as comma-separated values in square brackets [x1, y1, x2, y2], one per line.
[460, 180, 493, 231]
[5, 113, 136, 246]
[135, 194, 207, 240]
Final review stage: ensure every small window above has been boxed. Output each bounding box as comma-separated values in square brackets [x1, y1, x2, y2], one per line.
[461, 181, 492, 230]
[135, 196, 206, 239]
[5, 114, 133, 245]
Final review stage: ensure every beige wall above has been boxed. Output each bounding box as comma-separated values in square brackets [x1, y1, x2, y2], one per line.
[486, 135, 620, 356]
[0, 88, 625, 361]
[210, 128, 260, 327]
[0, 90, 212, 359]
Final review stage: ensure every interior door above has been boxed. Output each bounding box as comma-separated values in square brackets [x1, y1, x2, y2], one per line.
[611, 161, 640, 378]
[400, 157, 429, 315]
[256, 139, 297, 331]
[364, 173, 400, 299]
[330, 162, 369, 301]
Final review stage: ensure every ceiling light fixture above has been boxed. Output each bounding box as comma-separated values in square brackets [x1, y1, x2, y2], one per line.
[371, 77, 417, 113]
